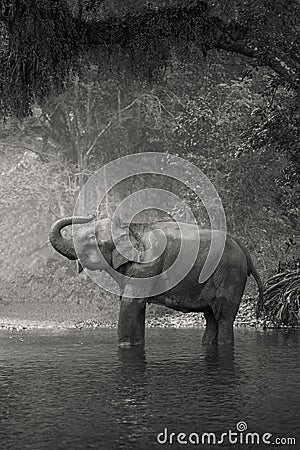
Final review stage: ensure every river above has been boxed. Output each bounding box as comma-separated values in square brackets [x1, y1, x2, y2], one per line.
[0, 328, 299, 449]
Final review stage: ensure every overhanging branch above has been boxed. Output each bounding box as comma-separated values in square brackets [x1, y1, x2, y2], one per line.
[216, 38, 300, 93]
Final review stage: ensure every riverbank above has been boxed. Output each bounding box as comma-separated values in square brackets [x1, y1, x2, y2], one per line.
[0, 297, 268, 331]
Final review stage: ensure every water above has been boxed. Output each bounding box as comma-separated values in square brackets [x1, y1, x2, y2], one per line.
[0, 328, 299, 449]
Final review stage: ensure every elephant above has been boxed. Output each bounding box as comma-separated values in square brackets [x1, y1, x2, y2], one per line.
[49, 215, 264, 346]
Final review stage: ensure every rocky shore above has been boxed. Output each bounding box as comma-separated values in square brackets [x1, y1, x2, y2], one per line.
[74, 298, 265, 330]
[0, 297, 268, 331]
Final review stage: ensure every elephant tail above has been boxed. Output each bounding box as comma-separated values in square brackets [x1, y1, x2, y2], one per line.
[250, 265, 266, 329]
[250, 265, 264, 308]
[234, 237, 266, 328]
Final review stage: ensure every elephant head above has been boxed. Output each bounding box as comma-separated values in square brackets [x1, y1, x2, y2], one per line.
[49, 215, 144, 274]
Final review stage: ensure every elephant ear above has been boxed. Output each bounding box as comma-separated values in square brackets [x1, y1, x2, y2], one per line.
[112, 228, 144, 270]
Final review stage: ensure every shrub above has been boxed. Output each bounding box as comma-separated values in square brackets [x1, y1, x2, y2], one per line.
[263, 269, 300, 327]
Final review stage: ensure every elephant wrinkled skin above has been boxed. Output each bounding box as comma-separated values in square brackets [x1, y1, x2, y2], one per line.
[49, 215, 264, 347]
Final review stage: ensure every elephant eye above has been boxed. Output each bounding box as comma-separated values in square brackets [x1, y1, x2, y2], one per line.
[88, 234, 96, 240]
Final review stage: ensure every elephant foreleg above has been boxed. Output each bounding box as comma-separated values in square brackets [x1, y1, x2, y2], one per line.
[118, 298, 146, 347]
[202, 307, 218, 345]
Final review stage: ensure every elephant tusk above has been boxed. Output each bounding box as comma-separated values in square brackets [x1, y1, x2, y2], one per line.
[77, 260, 84, 273]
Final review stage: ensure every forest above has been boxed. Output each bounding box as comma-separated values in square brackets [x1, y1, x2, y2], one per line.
[0, 0, 299, 329]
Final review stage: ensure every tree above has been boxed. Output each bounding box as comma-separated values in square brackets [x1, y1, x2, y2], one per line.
[0, 0, 299, 117]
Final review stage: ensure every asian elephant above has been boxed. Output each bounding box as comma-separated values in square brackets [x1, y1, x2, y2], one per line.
[49, 215, 264, 346]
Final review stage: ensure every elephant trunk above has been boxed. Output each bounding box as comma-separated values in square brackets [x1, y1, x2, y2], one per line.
[49, 215, 95, 260]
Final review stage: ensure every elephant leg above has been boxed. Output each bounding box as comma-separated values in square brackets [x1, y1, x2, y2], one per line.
[212, 296, 239, 345]
[118, 298, 146, 347]
[212, 270, 245, 345]
[202, 307, 218, 344]
[217, 317, 235, 345]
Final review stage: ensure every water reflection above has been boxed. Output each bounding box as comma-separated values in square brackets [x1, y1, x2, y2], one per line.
[118, 345, 147, 368]
[203, 344, 235, 368]
[0, 328, 298, 450]
[108, 347, 149, 446]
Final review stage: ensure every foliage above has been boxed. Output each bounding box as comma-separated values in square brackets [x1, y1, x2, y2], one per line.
[263, 269, 300, 327]
[1, 0, 299, 116]
[0, 146, 75, 281]
[0, 0, 77, 117]
[241, 84, 300, 222]
[1, 48, 298, 279]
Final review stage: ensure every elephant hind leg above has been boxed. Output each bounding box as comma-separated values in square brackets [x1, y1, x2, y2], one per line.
[217, 316, 234, 345]
[202, 307, 218, 345]
[212, 296, 240, 346]
[118, 298, 146, 347]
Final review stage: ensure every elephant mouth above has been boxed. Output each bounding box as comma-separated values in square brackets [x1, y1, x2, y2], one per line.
[76, 260, 84, 273]
[77, 254, 103, 273]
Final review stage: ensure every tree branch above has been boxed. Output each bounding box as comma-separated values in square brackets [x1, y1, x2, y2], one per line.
[85, 98, 139, 157]
[216, 39, 300, 94]
[8, 144, 46, 161]
[85, 119, 113, 158]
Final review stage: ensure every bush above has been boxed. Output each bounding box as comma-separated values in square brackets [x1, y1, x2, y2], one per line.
[264, 269, 300, 327]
